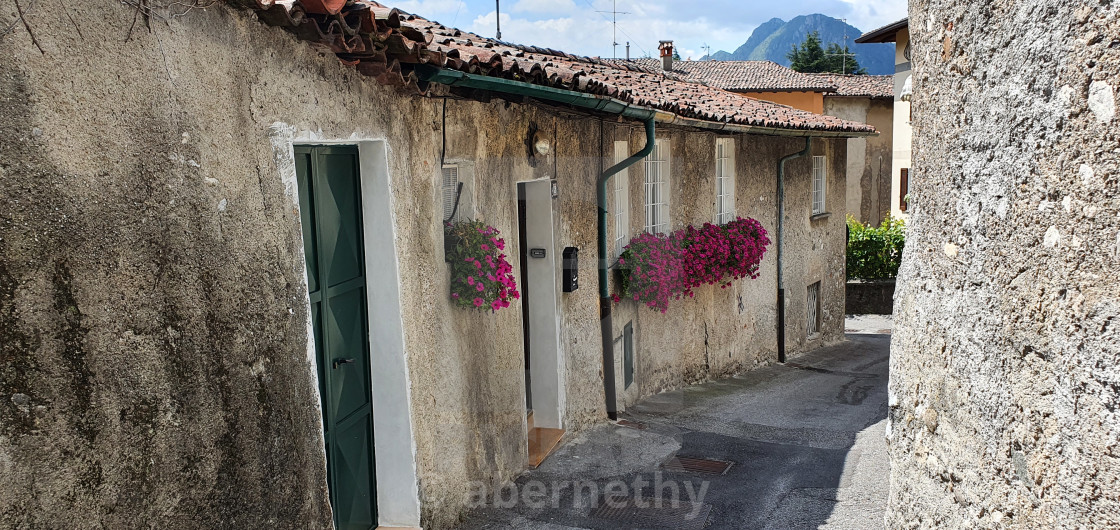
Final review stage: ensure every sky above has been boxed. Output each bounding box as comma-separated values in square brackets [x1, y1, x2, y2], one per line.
[390, 0, 908, 60]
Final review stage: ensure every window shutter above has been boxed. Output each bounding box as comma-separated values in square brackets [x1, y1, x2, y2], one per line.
[442, 165, 459, 220]
[899, 168, 909, 212]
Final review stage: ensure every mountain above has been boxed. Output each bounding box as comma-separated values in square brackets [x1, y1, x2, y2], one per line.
[702, 14, 894, 75]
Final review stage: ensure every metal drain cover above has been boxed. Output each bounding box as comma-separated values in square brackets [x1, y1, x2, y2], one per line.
[662, 456, 734, 475]
[590, 496, 711, 530]
[617, 419, 647, 430]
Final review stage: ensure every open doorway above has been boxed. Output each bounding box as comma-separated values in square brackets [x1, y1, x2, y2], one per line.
[515, 180, 564, 467]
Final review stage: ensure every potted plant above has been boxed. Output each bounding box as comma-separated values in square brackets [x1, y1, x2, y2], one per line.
[445, 220, 520, 312]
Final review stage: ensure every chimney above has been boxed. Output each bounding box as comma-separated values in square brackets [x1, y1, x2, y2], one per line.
[659, 40, 674, 71]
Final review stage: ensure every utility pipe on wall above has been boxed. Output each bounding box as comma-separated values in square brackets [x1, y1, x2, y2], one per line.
[776, 137, 812, 363]
[597, 118, 655, 420]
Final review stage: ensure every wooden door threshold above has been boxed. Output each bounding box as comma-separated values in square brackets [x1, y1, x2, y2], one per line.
[527, 427, 564, 468]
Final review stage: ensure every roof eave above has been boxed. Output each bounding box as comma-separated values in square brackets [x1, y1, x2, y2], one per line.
[855, 18, 909, 43]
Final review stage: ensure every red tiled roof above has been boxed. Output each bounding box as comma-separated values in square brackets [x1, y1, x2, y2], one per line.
[628, 59, 837, 93]
[808, 74, 895, 98]
[238, 1, 875, 135]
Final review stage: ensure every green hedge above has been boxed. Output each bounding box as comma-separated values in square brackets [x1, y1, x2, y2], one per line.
[846, 215, 905, 280]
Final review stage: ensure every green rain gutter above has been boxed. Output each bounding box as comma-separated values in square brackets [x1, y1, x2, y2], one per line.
[415, 64, 655, 421]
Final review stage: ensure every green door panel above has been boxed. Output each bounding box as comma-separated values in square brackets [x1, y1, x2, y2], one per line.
[296, 146, 377, 530]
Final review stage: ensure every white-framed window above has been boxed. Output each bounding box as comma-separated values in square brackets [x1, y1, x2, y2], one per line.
[612, 140, 631, 258]
[807, 281, 821, 336]
[715, 137, 736, 224]
[442, 164, 461, 221]
[643, 138, 671, 234]
[811, 155, 827, 216]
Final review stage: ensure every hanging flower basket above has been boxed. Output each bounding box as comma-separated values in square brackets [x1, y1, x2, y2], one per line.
[445, 220, 520, 312]
[615, 217, 770, 313]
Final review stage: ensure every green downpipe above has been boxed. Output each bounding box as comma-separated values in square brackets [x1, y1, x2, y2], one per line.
[414, 64, 657, 420]
[597, 118, 655, 420]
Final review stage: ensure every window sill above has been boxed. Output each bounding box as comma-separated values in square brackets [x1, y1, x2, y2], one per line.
[810, 212, 832, 222]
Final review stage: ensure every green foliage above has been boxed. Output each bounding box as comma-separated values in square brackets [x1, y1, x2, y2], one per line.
[787, 31, 867, 74]
[846, 215, 905, 280]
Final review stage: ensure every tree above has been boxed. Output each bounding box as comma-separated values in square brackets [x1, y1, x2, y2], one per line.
[787, 31, 867, 74]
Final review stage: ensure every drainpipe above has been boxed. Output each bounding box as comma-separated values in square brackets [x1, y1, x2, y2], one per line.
[776, 137, 811, 363]
[598, 118, 655, 420]
[412, 65, 657, 420]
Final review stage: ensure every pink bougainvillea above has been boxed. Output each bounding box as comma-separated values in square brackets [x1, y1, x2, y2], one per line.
[446, 220, 519, 312]
[616, 217, 770, 313]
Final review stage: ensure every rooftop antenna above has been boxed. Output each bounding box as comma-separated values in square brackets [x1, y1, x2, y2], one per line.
[826, 18, 857, 74]
[702, 43, 711, 60]
[626, 41, 630, 60]
[597, 0, 630, 59]
[495, 0, 501, 40]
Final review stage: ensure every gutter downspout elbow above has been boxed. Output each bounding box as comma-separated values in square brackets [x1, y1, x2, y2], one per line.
[776, 136, 812, 363]
[598, 117, 655, 421]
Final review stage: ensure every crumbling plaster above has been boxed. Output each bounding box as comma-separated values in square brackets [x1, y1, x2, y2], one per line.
[0, 2, 851, 529]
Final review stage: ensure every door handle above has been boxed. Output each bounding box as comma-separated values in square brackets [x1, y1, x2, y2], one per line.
[333, 358, 356, 369]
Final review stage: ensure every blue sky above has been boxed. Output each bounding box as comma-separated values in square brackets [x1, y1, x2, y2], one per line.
[390, 0, 907, 60]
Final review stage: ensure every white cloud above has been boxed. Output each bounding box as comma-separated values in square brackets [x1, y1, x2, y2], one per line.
[837, 0, 908, 33]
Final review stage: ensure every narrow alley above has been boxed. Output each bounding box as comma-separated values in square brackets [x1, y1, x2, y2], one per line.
[458, 333, 890, 530]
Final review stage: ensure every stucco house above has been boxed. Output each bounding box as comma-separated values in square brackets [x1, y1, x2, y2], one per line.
[856, 18, 912, 219]
[638, 53, 894, 224]
[0, 2, 875, 529]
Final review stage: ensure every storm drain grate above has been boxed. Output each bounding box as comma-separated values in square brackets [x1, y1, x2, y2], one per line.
[662, 456, 734, 475]
[590, 496, 711, 530]
[617, 419, 647, 430]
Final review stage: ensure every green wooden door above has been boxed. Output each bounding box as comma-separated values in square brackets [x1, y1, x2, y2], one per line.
[295, 146, 377, 530]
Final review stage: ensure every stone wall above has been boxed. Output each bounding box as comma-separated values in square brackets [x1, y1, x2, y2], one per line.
[889, 1, 1120, 527]
[0, 2, 851, 528]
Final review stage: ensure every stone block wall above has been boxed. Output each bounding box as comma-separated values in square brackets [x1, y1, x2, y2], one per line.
[889, 1, 1120, 527]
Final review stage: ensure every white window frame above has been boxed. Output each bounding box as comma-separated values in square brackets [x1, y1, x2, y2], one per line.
[715, 137, 736, 224]
[612, 140, 631, 258]
[643, 138, 671, 234]
[807, 281, 822, 336]
[811, 155, 827, 216]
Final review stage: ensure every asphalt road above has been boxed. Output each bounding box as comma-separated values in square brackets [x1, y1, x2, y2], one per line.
[457, 334, 891, 530]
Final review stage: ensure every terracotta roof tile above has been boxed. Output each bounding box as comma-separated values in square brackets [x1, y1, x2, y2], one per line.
[236, 1, 875, 135]
[627, 59, 838, 92]
[808, 74, 895, 98]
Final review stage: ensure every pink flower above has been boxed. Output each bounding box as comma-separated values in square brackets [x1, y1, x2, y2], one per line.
[476, 283, 484, 292]
[467, 276, 475, 285]
[491, 300, 502, 311]
[480, 244, 489, 251]
[451, 293, 459, 299]
[473, 297, 484, 307]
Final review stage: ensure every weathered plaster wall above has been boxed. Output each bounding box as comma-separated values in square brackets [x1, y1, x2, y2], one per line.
[741, 91, 826, 114]
[889, 1, 1120, 528]
[0, 2, 852, 529]
[824, 97, 894, 225]
[604, 130, 848, 405]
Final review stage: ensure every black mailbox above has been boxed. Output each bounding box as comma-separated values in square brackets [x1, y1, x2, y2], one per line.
[562, 247, 579, 292]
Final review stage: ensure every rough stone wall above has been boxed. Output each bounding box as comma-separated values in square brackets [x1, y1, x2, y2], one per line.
[889, 1, 1120, 528]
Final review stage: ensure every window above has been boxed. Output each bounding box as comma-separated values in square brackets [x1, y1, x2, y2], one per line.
[442, 165, 461, 221]
[613, 141, 631, 258]
[643, 138, 671, 234]
[715, 138, 736, 224]
[807, 281, 822, 336]
[811, 156, 827, 215]
[899, 168, 909, 212]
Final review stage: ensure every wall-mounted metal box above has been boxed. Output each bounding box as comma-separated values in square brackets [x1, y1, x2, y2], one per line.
[562, 247, 579, 292]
